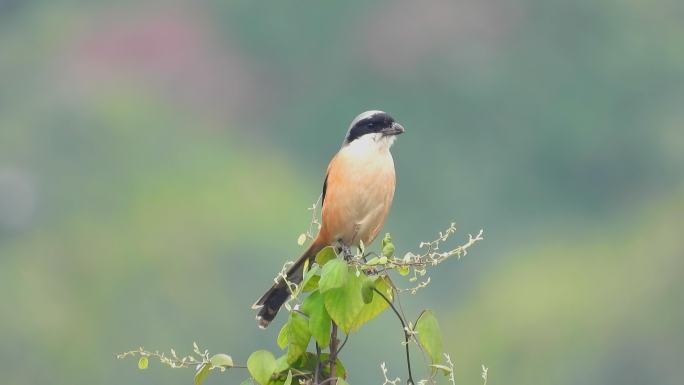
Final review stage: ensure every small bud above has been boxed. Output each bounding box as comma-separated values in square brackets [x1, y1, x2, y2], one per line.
[138, 357, 149, 370]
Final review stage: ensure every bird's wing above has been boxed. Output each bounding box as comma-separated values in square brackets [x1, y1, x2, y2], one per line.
[321, 173, 328, 206]
[321, 153, 340, 207]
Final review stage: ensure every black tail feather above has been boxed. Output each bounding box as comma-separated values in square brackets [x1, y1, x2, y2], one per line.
[252, 241, 324, 328]
[254, 284, 290, 328]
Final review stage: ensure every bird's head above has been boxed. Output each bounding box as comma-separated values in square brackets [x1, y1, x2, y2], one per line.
[343, 110, 405, 149]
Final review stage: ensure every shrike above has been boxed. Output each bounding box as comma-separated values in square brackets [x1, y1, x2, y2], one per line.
[253, 110, 405, 328]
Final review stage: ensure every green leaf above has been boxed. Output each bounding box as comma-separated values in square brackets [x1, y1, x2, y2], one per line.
[381, 233, 395, 257]
[274, 355, 289, 373]
[397, 265, 410, 276]
[137, 357, 148, 370]
[277, 323, 289, 350]
[367, 256, 387, 266]
[320, 358, 346, 379]
[337, 378, 350, 385]
[210, 353, 233, 370]
[300, 265, 320, 292]
[382, 233, 392, 248]
[414, 310, 444, 365]
[315, 246, 337, 266]
[302, 275, 320, 292]
[351, 276, 393, 331]
[247, 350, 277, 385]
[288, 353, 346, 378]
[361, 278, 375, 304]
[287, 312, 312, 363]
[283, 370, 293, 385]
[365, 256, 381, 266]
[301, 290, 331, 347]
[287, 352, 316, 373]
[194, 363, 210, 385]
[324, 269, 365, 333]
[319, 259, 348, 293]
[382, 243, 395, 257]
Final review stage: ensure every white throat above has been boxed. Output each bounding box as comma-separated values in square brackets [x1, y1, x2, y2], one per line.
[343, 133, 396, 154]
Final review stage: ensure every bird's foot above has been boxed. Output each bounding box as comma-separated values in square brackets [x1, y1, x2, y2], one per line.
[337, 244, 354, 261]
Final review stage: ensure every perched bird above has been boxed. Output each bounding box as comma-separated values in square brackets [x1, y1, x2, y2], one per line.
[252, 110, 405, 328]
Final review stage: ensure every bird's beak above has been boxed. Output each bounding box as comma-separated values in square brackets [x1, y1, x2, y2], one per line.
[382, 122, 405, 136]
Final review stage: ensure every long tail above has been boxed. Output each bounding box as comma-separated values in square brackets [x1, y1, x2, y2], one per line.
[252, 239, 325, 328]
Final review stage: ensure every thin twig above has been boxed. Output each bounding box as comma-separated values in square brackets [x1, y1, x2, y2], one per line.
[315, 343, 322, 385]
[349, 226, 484, 294]
[328, 323, 339, 385]
[336, 333, 350, 355]
[373, 288, 414, 385]
[318, 377, 338, 385]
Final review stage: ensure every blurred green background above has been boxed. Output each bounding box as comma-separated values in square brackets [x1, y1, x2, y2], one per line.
[1, 1, 683, 384]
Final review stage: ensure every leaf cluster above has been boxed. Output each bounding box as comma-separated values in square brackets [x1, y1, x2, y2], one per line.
[246, 246, 395, 384]
[118, 226, 484, 385]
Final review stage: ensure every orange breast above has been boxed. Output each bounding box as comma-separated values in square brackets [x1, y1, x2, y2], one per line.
[319, 148, 396, 247]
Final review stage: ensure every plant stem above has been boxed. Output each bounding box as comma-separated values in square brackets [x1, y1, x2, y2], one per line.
[336, 333, 350, 355]
[373, 288, 415, 385]
[318, 377, 338, 385]
[328, 322, 339, 385]
[315, 342, 322, 385]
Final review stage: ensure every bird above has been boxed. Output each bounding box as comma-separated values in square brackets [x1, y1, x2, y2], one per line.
[252, 110, 405, 328]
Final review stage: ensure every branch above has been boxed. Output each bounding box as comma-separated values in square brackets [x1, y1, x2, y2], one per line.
[117, 344, 246, 370]
[373, 288, 415, 385]
[351, 225, 484, 294]
[328, 323, 339, 385]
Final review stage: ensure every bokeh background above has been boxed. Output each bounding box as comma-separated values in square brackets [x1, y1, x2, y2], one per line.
[1, 1, 683, 384]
